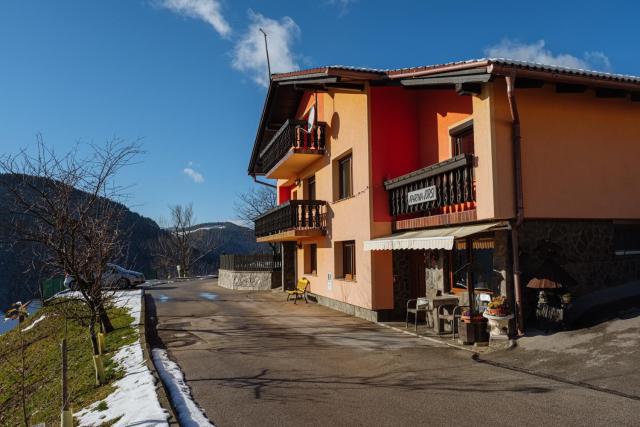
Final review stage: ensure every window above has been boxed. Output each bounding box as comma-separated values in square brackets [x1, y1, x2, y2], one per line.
[451, 121, 474, 156]
[614, 223, 640, 256]
[304, 244, 318, 275]
[451, 238, 498, 294]
[342, 240, 356, 280]
[310, 244, 317, 274]
[307, 176, 316, 200]
[338, 155, 353, 200]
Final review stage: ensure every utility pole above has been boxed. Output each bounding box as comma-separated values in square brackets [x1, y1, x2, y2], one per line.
[259, 28, 271, 82]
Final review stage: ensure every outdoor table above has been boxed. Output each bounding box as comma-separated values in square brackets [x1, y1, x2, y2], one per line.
[432, 295, 459, 334]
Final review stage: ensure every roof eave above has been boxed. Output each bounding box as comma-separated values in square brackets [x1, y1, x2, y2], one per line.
[489, 63, 640, 91]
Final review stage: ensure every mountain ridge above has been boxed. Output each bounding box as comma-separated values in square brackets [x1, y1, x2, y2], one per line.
[0, 173, 267, 308]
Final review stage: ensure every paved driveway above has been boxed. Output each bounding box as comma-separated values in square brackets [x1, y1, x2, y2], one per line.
[146, 279, 640, 426]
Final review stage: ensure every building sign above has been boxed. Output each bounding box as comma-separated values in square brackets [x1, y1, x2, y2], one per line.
[407, 186, 437, 206]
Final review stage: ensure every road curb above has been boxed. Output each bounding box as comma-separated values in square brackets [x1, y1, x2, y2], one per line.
[375, 321, 480, 353]
[472, 353, 640, 401]
[140, 290, 180, 425]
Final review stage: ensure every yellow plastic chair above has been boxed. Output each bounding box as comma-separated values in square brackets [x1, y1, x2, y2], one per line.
[287, 277, 310, 304]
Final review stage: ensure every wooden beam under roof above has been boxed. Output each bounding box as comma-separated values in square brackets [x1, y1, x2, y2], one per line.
[455, 82, 482, 96]
[514, 78, 545, 88]
[595, 88, 627, 98]
[278, 77, 339, 86]
[556, 83, 587, 93]
[401, 73, 491, 87]
[324, 82, 365, 92]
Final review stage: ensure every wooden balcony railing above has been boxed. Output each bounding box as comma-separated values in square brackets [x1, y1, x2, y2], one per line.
[255, 200, 327, 238]
[384, 154, 475, 217]
[258, 119, 326, 175]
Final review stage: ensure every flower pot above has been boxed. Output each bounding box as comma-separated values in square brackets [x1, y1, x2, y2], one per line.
[485, 308, 507, 317]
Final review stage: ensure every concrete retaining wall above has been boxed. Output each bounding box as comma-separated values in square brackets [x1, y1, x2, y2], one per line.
[218, 269, 281, 291]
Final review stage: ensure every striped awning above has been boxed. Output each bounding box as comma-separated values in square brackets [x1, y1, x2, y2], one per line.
[363, 222, 507, 251]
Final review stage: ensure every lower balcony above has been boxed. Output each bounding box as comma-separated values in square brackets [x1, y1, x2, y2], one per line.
[385, 153, 476, 219]
[254, 200, 327, 242]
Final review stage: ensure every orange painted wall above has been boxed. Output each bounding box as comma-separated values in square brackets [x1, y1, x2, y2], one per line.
[491, 79, 640, 219]
[472, 82, 516, 220]
[416, 90, 473, 163]
[283, 88, 393, 311]
[296, 91, 324, 123]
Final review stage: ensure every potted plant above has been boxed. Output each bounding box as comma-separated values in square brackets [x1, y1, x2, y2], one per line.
[485, 296, 509, 317]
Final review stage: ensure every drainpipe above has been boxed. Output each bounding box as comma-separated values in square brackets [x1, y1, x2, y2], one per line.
[505, 74, 526, 336]
[252, 175, 277, 189]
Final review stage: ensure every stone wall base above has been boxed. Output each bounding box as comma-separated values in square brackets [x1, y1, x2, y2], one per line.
[308, 293, 390, 322]
[218, 269, 281, 291]
[519, 219, 640, 297]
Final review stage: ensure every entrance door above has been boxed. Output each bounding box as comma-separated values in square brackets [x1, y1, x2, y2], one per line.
[408, 251, 427, 300]
[392, 250, 427, 320]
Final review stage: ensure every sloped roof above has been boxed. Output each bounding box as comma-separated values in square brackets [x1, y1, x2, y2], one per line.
[249, 59, 640, 175]
[271, 59, 640, 84]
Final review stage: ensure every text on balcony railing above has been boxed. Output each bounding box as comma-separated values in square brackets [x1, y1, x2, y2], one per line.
[384, 154, 475, 217]
[254, 200, 327, 238]
[258, 120, 326, 174]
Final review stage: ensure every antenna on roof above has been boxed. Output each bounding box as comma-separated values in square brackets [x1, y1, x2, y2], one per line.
[259, 28, 271, 82]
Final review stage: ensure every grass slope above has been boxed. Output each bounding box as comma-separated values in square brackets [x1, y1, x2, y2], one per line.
[0, 301, 137, 426]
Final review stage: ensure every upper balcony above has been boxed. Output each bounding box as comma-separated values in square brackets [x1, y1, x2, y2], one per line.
[258, 120, 327, 179]
[384, 153, 476, 219]
[254, 200, 327, 242]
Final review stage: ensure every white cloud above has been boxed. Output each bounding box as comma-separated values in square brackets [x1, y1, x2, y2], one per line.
[159, 0, 231, 38]
[232, 11, 301, 87]
[183, 167, 204, 183]
[485, 39, 612, 72]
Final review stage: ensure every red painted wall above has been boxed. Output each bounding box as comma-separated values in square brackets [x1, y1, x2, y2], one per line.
[369, 87, 472, 222]
[278, 185, 292, 205]
[370, 87, 419, 222]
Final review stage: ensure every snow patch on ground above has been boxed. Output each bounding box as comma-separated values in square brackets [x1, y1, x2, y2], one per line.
[152, 348, 215, 427]
[22, 314, 47, 332]
[74, 290, 169, 427]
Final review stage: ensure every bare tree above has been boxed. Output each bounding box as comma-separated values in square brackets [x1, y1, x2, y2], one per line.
[234, 186, 277, 254]
[151, 204, 195, 278]
[151, 204, 225, 277]
[0, 136, 141, 368]
[234, 186, 277, 227]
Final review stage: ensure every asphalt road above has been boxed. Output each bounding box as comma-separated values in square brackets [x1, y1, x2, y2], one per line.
[146, 279, 640, 427]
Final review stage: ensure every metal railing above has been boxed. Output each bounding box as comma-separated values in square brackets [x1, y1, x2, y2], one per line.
[254, 200, 327, 238]
[219, 254, 281, 272]
[258, 120, 326, 174]
[385, 154, 475, 217]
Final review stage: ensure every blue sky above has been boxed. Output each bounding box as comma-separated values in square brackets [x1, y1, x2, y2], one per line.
[1, 0, 637, 223]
